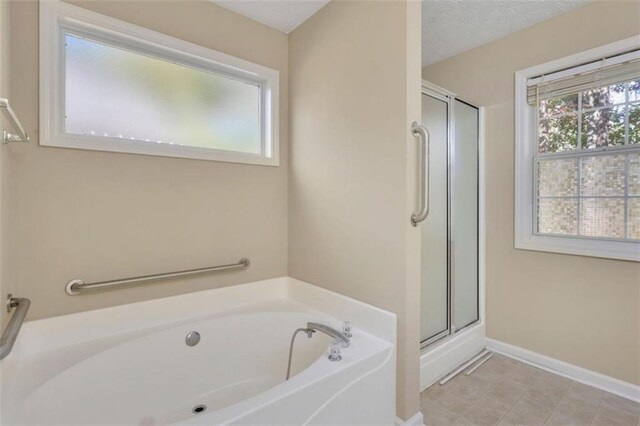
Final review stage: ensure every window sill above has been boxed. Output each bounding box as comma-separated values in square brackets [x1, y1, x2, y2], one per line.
[41, 133, 280, 166]
[515, 233, 640, 262]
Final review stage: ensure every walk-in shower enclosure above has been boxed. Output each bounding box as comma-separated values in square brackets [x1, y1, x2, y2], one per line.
[420, 82, 480, 348]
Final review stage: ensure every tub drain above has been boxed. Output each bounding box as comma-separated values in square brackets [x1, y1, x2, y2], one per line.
[185, 331, 201, 347]
[192, 405, 207, 414]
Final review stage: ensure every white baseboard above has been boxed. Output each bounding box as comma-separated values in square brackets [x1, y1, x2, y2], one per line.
[486, 338, 640, 403]
[395, 411, 424, 426]
[420, 323, 486, 391]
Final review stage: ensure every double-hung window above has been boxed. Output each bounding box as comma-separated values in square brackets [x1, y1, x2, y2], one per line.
[515, 37, 640, 261]
[40, 1, 279, 165]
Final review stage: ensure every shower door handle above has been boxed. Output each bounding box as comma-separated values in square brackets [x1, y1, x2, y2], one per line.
[411, 122, 430, 226]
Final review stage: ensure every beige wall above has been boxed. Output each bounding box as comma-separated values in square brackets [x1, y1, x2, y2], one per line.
[423, 0, 640, 385]
[289, 0, 422, 420]
[9, 0, 289, 320]
[0, 0, 12, 327]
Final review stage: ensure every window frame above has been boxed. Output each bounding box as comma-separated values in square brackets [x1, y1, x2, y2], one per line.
[515, 36, 640, 262]
[40, 1, 280, 166]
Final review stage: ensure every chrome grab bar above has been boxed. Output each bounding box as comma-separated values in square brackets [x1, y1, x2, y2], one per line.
[66, 258, 250, 295]
[0, 295, 31, 360]
[411, 122, 430, 226]
[0, 98, 29, 143]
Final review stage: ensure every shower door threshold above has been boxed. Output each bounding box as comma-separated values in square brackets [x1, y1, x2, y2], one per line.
[420, 318, 480, 351]
[420, 328, 451, 349]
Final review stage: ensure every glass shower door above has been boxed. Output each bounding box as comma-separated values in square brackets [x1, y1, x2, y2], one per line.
[420, 93, 449, 345]
[420, 89, 479, 348]
[452, 99, 479, 332]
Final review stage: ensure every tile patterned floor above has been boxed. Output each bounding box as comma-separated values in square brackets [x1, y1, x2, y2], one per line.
[421, 354, 640, 426]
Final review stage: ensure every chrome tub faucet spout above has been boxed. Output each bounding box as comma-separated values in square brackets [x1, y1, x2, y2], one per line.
[306, 322, 350, 348]
[286, 321, 352, 380]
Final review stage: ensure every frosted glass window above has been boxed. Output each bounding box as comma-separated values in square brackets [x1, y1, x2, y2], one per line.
[580, 198, 625, 238]
[537, 198, 578, 236]
[628, 198, 640, 240]
[40, 2, 279, 166]
[580, 155, 625, 196]
[65, 34, 261, 155]
[630, 152, 640, 195]
[537, 158, 577, 197]
[536, 153, 639, 240]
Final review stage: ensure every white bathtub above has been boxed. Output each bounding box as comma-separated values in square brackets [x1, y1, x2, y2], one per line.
[0, 277, 396, 425]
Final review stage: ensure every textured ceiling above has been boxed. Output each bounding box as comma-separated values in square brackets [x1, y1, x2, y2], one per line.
[422, 0, 592, 66]
[211, 0, 592, 66]
[210, 0, 330, 33]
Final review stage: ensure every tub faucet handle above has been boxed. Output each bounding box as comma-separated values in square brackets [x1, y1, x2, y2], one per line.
[328, 340, 342, 362]
[342, 321, 352, 338]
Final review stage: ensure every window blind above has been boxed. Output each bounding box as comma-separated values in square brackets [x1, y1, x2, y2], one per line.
[526, 50, 640, 105]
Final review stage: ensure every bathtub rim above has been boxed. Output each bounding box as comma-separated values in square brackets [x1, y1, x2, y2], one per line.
[1, 276, 396, 360]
